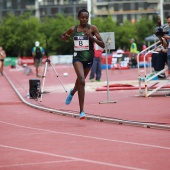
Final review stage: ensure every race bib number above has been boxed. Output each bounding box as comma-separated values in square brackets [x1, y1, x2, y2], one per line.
[74, 36, 89, 51]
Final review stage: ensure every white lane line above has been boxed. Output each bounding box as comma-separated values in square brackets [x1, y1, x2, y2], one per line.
[0, 160, 76, 168]
[0, 144, 146, 170]
[0, 120, 170, 150]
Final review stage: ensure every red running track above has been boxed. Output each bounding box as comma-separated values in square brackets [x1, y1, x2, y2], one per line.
[0, 65, 170, 170]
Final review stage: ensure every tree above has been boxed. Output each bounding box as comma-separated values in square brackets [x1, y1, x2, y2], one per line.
[0, 13, 158, 56]
[134, 16, 155, 50]
[40, 14, 75, 55]
[0, 13, 45, 56]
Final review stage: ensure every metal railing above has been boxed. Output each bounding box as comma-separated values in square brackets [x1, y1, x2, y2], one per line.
[137, 41, 170, 97]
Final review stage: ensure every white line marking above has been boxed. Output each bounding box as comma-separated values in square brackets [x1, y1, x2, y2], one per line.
[0, 120, 169, 150]
[0, 144, 146, 170]
[0, 160, 76, 168]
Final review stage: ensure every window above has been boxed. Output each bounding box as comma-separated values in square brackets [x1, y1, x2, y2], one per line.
[0, 2, 3, 10]
[6, 0, 12, 9]
[123, 3, 130, 11]
[47, 0, 54, 5]
[138, 2, 144, 10]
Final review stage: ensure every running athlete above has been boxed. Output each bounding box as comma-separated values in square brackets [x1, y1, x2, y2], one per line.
[0, 46, 6, 76]
[60, 9, 105, 119]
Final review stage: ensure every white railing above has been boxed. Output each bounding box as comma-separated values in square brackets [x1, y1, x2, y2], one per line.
[137, 41, 170, 97]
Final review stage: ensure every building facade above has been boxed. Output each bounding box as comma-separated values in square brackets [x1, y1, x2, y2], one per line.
[93, 0, 170, 24]
[0, 0, 169, 24]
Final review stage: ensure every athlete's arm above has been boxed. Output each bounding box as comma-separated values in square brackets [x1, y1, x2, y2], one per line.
[89, 25, 105, 49]
[60, 26, 74, 40]
[0, 50, 6, 58]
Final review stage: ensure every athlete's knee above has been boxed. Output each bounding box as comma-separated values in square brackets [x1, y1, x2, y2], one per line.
[78, 77, 85, 86]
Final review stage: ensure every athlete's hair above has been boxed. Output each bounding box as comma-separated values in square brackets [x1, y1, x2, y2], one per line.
[77, 9, 89, 17]
[167, 15, 170, 19]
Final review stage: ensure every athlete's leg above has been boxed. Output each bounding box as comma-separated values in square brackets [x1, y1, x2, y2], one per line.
[37, 58, 43, 76]
[0, 61, 2, 75]
[35, 67, 38, 76]
[34, 59, 38, 76]
[0, 61, 2, 71]
[1, 61, 4, 73]
[73, 61, 91, 113]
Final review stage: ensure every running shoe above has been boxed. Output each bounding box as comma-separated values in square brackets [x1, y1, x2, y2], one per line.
[90, 78, 94, 82]
[158, 73, 166, 79]
[80, 111, 85, 120]
[65, 89, 73, 105]
[96, 79, 103, 82]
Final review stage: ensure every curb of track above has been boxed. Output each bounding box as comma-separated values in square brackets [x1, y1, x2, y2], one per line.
[4, 72, 170, 131]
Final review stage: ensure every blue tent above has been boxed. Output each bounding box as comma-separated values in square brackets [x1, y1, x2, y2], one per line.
[145, 34, 158, 42]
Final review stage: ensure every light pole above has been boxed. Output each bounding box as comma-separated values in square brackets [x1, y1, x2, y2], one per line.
[35, 0, 42, 20]
[73, 1, 76, 25]
[160, 0, 164, 25]
[87, 0, 91, 24]
[84, 0, 91, 24]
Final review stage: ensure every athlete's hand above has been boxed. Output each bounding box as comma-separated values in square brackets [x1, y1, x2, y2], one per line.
[83, 28, 93, 39]
[61, 33, 70, 40]
[65, 34, 70, 40]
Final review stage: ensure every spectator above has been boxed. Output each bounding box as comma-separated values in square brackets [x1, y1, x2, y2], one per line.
[89, 46, 104, 82]
[162, 16, 170, 75]
[32, 41, 45, 78]
[151, 37, 168, 79]
[129, 38, 139, 68]
[142, 43, 147, 51]
[162, 15, 170, 96]
[0, 46, 6, 76]
[116, 47, 124, 54]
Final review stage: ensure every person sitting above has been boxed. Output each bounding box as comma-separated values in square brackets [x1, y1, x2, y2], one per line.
[151, 37, 168, 79]
[111, 47, 124, 68]
[116, 47, 124, 55]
